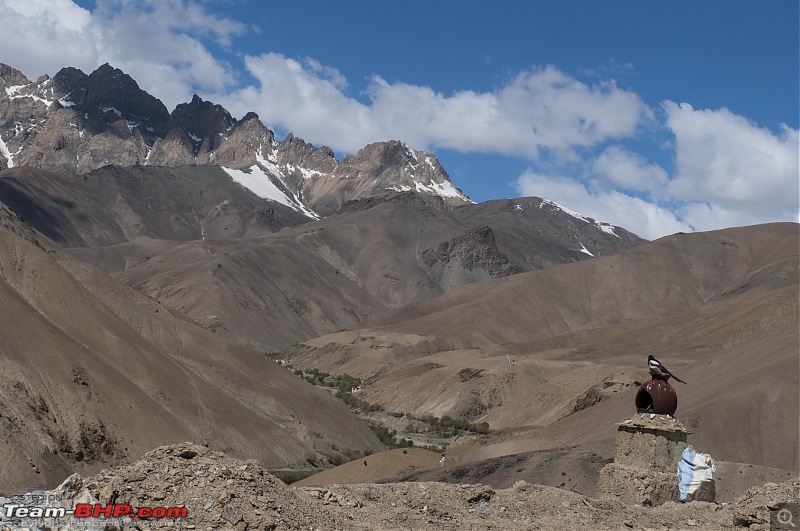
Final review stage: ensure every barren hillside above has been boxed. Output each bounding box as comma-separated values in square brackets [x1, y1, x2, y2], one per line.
[286, 224, 799, 473]
[0, 204, 382, 493]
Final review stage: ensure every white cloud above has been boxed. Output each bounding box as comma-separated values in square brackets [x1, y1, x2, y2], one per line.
[664, 102, 799, 214]
[217, 55, 650, 158]
[4, 0, 91, 32]
[515, 169, 692, 240]
[304, 57, 348, 91]
[0, 0, 245, 110]
[676, 202, 783, 233]
[513, 104, 800, 239]
[592, 145, 668, 192]
[228, 53, 379, 148]
[0, 0, 98, 77]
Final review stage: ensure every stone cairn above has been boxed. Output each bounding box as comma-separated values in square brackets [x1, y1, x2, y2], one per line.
[596, 374, 691, 506]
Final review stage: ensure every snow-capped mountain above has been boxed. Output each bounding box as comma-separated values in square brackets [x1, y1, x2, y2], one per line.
[0, 60, 644, 258]
[0, 63, 471, 218]
[0, 63, 645, 273]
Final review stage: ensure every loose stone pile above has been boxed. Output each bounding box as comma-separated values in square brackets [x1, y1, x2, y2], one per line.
[1, 441, 797, 530]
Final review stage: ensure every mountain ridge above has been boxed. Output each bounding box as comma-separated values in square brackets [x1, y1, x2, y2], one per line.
[0, 62, 482, 219]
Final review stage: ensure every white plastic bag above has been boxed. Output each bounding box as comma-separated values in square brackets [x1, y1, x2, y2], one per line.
[677, 445, 716, 502]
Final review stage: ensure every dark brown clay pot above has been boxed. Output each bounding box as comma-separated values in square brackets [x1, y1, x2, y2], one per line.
[635, 377, 678, 416]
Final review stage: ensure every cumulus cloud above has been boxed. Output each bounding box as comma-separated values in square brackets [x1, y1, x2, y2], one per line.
[0, 0, 245, 110]
[224, 53, 379, 149]
[0, 0, 98, 77]
[514, 104, 799, 239]
[664, 102, 799, 216]
[592, 145, 668, 193]
[217, 54, 650, 158]
[515, 169, 691, 240]
[676, 202, 781, 233]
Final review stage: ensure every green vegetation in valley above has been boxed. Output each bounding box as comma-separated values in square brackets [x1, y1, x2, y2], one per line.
[368, 424, 414, 449]
[287, 365, 491, 452]
[406, 413, 491, 435]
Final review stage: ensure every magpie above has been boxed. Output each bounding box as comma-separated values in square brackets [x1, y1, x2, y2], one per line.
[648, 355, 687, 384]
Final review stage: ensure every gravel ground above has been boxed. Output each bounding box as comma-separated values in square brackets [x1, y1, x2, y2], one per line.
[1, 442, 797, 530]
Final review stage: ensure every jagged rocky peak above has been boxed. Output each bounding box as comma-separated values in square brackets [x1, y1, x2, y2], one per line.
[337, 140, 450, 184]
[47, 64, 169, 133]
[206, 111, 277, 168]
[340, 140, 416, 173]
[0, 63, 174, 173]
[169, 94, 236, 142]
[333, 140, 468, 203]
[146, 94, 238, 166]
[75, 64, 169, 140]
[270, 138, 470, 217]
[83, 64, 167, 115]
[0, 66, 73, 171]
[51, 67, 88, 101]
[277, 133, 338, 173]
[2, 63, 170, 167]
[0, 66, 55, 106]
[0, 63, 31, 87]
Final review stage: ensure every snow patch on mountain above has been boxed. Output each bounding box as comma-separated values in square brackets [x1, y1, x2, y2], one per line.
[299, 167, 325, 180]
[424, 156, 436, 171]
[5, 85, 26, 97]
[540, 199, 620, 238]
[403, 143, 419, 163]
[0, 133, 15, 167]
[540, 199, 589, 222]
[256, 145, 277, 165]
[415, 179, 462, 199]
[285, 163, 325, 180]
[223, 165, 318, 219]
[5, 82, 53, 107]
[58, 92, 76, 107]
[235, 149, 321, 219]
[596, 223, 619, 237]
[387, 178, 471, 203]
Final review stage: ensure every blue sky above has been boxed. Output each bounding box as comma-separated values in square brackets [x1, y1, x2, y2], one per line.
[1, 0, 797, 239]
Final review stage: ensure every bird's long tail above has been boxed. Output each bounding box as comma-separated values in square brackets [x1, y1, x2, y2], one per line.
[670, 373, 687, 384]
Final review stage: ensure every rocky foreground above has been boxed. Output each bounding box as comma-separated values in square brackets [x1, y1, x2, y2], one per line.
[1, 443, 797, 530]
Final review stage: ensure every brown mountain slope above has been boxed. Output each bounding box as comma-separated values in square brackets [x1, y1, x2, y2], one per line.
[0, 205, 382, 493]
[0, 165, 310, 250]
[112, 234, 385, 352]
[285, 224, 799, 471]
[0, 164, 644, 353]
[109, 193, 489, 352]
[441, 284, 799, 469]
[113, 192, 544, 352]
[453, 197, 644, 270]
[367, 223, 798, 345]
